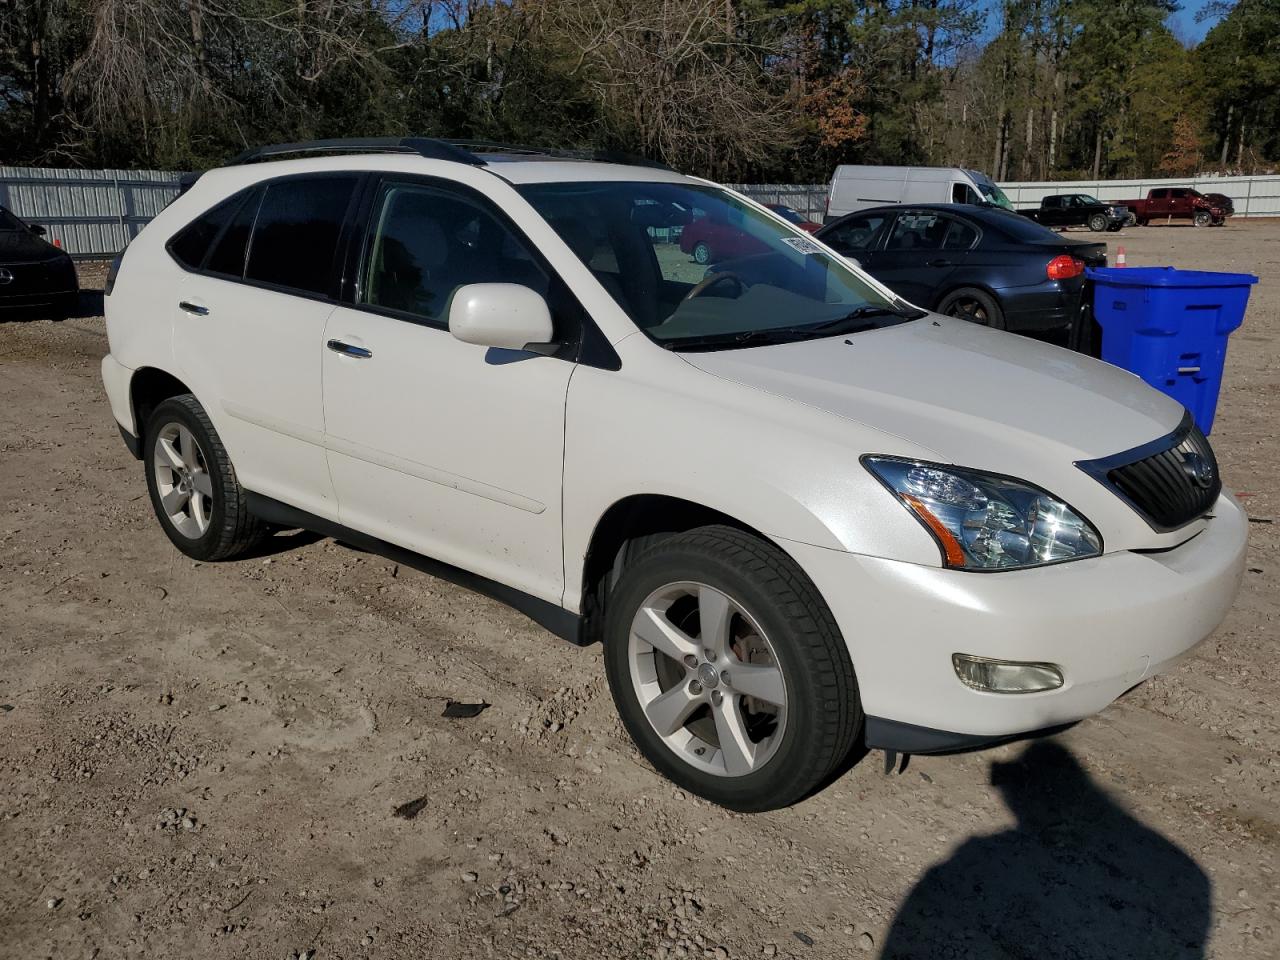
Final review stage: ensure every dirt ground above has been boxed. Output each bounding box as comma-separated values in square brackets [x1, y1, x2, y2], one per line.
[2, 223, 1278, 960]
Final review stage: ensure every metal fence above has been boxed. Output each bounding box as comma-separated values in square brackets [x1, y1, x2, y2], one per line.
[3, 166, 1277, 260]
[730, 183, 828, 222]
[0, 166, 182, 260]
[995, 175, 1280, 218]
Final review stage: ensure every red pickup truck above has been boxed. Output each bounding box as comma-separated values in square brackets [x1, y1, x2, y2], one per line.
[1120, 187, 1227, 227]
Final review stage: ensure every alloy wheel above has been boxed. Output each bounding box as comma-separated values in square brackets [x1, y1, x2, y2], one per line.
[152, 422, 214, 539]
[947, 297, 989, 325]
[627, 581, 787, 777]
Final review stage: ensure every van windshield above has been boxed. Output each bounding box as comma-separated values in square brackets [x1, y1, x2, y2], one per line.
[975, 180, 1013, 210]
[519, 181, 922, 351]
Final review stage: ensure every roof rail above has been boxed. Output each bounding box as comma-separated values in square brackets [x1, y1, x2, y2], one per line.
[226, 137, 485, 167]
[443, 139, 675, 172]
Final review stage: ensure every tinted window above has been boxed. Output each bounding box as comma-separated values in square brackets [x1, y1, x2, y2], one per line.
[169, 194, 241, 270]
[245, 177, 357, 296]
[984, 208, 1066, 242]
[205, 187, 262, 278]
[942, 218, 979, 250]
[1151, 189, 1168, 200]
[952, 183, 981, 204]
[0, 208, 24, 231]
[823, 213, 887, 253]
[1043, 195, 1063, 209]
[362, 182, 548, 325]
[885, 212, 952, 252]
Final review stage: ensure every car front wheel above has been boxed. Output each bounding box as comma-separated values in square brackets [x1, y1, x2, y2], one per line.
[1194, 211, 1212, 227]
[144, 394, 265, 561]
[603, 525, 861, 811]
[1088, 213, 1108, 232]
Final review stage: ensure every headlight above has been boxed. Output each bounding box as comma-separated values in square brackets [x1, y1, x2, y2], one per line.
[863, 457, 1102, 570]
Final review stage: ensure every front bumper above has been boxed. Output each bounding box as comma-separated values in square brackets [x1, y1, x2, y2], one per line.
[781, 492, 1247, 751]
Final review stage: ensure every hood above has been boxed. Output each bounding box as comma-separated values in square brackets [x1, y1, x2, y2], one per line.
[680, 316, 1183, 473]
[0, 228, 65, 263]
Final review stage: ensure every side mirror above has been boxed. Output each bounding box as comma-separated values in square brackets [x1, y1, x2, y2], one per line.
[29, 224, 46, 236]
[448, 283, 555, 353]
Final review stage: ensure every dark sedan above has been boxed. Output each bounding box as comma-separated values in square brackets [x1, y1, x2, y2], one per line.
[0, 206, 78, 318]
[816, 203, 1106, 331]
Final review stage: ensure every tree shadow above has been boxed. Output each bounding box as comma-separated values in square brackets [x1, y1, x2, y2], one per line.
[879, 741, 1211, 960]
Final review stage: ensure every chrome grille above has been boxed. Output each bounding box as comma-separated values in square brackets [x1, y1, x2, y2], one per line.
[1077, 414, 1221, 532]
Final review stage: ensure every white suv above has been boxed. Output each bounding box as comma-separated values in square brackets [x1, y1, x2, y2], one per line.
[101, 138, 1247, 810]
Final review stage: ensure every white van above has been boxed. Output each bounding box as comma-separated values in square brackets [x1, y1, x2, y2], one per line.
[826, 165, 1013, 221]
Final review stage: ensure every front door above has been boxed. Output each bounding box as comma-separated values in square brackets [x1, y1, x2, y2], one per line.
[321, 177, 574, 604]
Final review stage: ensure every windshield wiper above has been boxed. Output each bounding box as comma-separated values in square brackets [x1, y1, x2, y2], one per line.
[662, 303, 924, 352]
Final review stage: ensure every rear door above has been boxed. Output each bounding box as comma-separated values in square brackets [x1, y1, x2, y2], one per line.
[171, 173, 359, 520]
[869, 209, 976, 306]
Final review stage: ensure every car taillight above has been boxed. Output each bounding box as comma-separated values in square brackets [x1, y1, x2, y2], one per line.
[1046, 255, 1084, 280]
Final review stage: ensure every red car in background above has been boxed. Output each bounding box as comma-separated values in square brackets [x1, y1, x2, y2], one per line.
[679, 203, 820, 265]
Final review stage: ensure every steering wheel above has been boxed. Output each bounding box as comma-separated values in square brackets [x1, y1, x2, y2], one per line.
[683, 271, 746, 302]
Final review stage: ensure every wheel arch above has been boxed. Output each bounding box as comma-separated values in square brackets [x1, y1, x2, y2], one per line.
[931, 279, 1003, 314]
[129, 367, 196, 453]
[576, 493, 783, 645]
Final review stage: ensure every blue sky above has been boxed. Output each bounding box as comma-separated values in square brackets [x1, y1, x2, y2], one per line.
[1170, 0, 1224, 43]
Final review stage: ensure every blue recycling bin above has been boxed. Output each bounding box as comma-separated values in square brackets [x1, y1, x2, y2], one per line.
[1087, 267, 1258, 434]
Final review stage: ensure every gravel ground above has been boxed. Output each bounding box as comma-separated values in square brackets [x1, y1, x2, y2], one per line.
[2, 223, 1277, 960]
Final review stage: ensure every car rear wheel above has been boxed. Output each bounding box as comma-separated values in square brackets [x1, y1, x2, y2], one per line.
[603, 525, 860, 811]
[1124, 211, 1138, 227]
[938, 287, 1006, 330]
[1088, 213, 1108, 232]
[692, 241, 712, 265]
[144, 395, 266, 561]
[1194, 211, 1212, 228]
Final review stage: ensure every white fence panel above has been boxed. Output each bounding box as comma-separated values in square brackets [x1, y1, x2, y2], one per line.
[998, 175, 1280, 218]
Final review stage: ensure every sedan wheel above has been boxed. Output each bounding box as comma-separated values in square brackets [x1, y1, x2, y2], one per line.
[938, 287, 1005, 330]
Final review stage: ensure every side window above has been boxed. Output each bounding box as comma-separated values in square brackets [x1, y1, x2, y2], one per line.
[823, 213, 887, 253]
[1151, 189, 1167, 200]
[245, 176, 357, 296]
[168, 194, 241, 270]
[942, 217, 978, 250]
[361, 182, 549, 326]
[1043, 196, 1062, 209]
[951, 183, 981, 204]
[885, 212, 948, 252]
[205, 187, 262, 278]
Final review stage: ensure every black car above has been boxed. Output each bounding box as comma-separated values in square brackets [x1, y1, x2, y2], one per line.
[1017, 193, 1127, 232]
[0, 206, 79, 318]
[816, 203, 1106, 331]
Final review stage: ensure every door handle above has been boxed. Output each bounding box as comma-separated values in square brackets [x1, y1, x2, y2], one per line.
[178, 300, 209, 316]
[327, 339, 373, 359]
[927, 259, 953, 268]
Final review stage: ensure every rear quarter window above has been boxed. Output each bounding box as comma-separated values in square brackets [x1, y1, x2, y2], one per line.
[983, 210, 1065, 243]
[168, 194, 242, 270]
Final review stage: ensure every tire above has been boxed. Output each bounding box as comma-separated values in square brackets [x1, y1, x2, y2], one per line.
[692, 241, 712, 266]
[1088, 213, 1108, 232]
[144, 394, 266, 561]
[1124, 211, 1138, 227]
[937, 287, 1006, 329]
[1193, 211, 1212, 228]
[603, 525, 861, 812]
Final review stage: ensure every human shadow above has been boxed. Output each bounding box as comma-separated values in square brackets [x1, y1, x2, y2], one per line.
[880, 741, 1210, 960]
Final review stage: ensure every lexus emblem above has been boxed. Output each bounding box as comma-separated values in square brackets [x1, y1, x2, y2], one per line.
[1182, 452, 1215, 490]
[0, 268, 12, 285]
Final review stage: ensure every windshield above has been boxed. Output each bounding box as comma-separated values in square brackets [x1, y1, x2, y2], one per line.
[974, 179, 1013, 210]
[0, 208, 24, 231]
[1079, 195, 1101, 205]
[519, 181, 916, 350]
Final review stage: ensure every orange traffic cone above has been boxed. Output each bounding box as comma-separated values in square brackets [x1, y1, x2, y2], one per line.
[1116, 246, 1126, 268]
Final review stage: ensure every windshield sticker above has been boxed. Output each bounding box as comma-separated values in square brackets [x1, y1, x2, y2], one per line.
[780, 236, 822, 255]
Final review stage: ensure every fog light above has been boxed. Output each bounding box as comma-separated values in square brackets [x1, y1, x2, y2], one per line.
[952, 654, 1064, 694]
